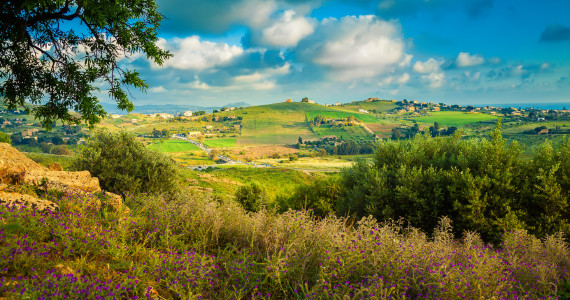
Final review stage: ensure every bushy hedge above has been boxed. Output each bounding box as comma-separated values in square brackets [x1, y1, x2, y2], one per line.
[72, 130, 179, 195]
[337, 124, 570, 243]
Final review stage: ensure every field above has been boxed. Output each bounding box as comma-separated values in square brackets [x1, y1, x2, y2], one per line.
[148, 139, 201, 152]
[414, 111, 498, 127]
[203, 138, 236, 148]
[228, 145, 299, 160]
[182, 166, 317, 199]
[305, 110, 380, 123]
[255, 156, 357, 171]
[311, 124, 372, 140]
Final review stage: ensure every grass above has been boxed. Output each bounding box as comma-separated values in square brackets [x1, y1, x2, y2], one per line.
[23, 152, 74, 170]
[203, 138, 236, 148]
[181, 166, 316, 200]
[414, 111, 498, 127]
[306, 110, 380, 124]
[256, 156, 356, 171]
[1, 190, 568, 299]
[148, 139, 201, 152]
[311, 124, 372, 141]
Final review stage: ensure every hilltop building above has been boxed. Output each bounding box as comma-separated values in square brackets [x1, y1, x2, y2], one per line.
[183, 111, 193, 117]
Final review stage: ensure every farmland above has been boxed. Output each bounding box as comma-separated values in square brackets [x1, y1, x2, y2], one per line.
[203, 138, 236, 148]
[148, 139, 201, 152]
[414, 111, 498, 127]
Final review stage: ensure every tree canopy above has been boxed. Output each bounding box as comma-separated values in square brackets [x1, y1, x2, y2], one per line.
[0, 0, 170, 129]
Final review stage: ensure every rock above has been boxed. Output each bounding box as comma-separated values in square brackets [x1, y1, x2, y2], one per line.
[23, 170, 101, 194]
[0, 144, 129, 214]
[0, 191, 59, 213]
[47, 162, 63, 171]
[0, 143, 45, 184]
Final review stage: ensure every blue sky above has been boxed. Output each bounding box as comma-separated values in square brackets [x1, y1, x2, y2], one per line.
[114, 0, 570, 106]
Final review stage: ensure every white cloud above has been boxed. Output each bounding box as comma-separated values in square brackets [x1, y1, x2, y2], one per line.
[422, 72, 445, 88]
[398, 73, 410, 83]
[456, 52, 485, 67]
[155, 36, 243, 70]
[304, 15, 408, 80]
[150, 86, 167, 93]
[260, 10, 315, 47]
[413, 58, 444, 74]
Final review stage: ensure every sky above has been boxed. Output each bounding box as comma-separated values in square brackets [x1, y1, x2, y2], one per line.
[114, 0, 570, 107]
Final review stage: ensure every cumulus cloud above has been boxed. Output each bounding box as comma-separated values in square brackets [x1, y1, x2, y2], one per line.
[422, 72, 445, 88]
[298, 15, 408, 80]
[258, 10, 315, 47]
[539, 24, 570, 42]
[456, 52, 485, 67]
[412, 58, 444, 73]
[155, 36, 243, 70]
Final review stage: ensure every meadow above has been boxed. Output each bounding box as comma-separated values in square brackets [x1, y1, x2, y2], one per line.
[203, 138, 236, 148]
[1, 190, 568, 299]
[148, 139, 201, 152]
[305, 110, 380, 124]
[311, 124, 372, 141]
[414, 111, 498, 127]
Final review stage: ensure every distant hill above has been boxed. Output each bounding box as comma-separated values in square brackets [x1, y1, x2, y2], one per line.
[100, 102, 250, 115]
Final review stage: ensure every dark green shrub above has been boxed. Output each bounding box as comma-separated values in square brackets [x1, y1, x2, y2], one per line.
[235, 181, 267, 212]
[0, 131, 11, 144]
[278, 176, 341, 217]
[337, 123, 570, 243]
[72, 130, 179, 195]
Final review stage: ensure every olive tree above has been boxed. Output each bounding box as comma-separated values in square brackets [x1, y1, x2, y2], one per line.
[0, 0, 170, 129]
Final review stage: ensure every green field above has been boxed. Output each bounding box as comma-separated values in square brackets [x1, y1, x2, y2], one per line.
[203, 138, 236, 148]
[148, 139, 201, 152]
[306, 110, 380, 124]
[312, 124, 372, 140]
[415, 111, 498, 127]
[181, 166, 319, 199]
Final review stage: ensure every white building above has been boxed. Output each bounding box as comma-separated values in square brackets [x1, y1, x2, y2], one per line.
[183, 111, 193, 117]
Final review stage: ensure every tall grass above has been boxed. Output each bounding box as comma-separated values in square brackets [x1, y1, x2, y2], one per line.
[1, 189, 568, 298]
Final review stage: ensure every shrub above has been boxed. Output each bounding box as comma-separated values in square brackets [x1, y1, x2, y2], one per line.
[50, 145, 72, 156]
[71, 130, 179, 195]
[0, 131, 11, 144]
[278, 176, 341, 217]
[337, 124, 570, 243]
[235, 181, 267, 212]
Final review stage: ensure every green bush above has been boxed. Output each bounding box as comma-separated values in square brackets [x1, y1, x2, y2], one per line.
[0, 131, 11, 144]
[235, 181, 267, 212]
[71, 130, 179, 195]
[277, 176, 341, 217]
[337, 123, 570, 243]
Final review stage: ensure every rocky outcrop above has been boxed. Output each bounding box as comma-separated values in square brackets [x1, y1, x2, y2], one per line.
[0, 191, 59, 213]
[0, 143, 127, 214]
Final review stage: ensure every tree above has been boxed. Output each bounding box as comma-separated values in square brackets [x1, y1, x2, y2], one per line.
[72, 130, 179, 195]
[0, 131, 11, 144]
[0, 0, 170, 129]
[298, 136, 303, 144]
[235, 182, 267, 213]
[301, 97, 309, 102]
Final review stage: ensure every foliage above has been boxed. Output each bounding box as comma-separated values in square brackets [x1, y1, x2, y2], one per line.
[1, 190, 569, 299]
[277, 176, 341, 217]
[0, 0, 170, 129]
[337, 123, 570, 243]
[235, 181, 267, 212]
[0, 131, 11, 144]
[71, 130, 178, 195]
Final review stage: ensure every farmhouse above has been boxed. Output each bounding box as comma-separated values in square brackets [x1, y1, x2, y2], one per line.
[358, 109, 369, 114]
[285, 99, 292, 103]
[183, 111, 193, 117]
